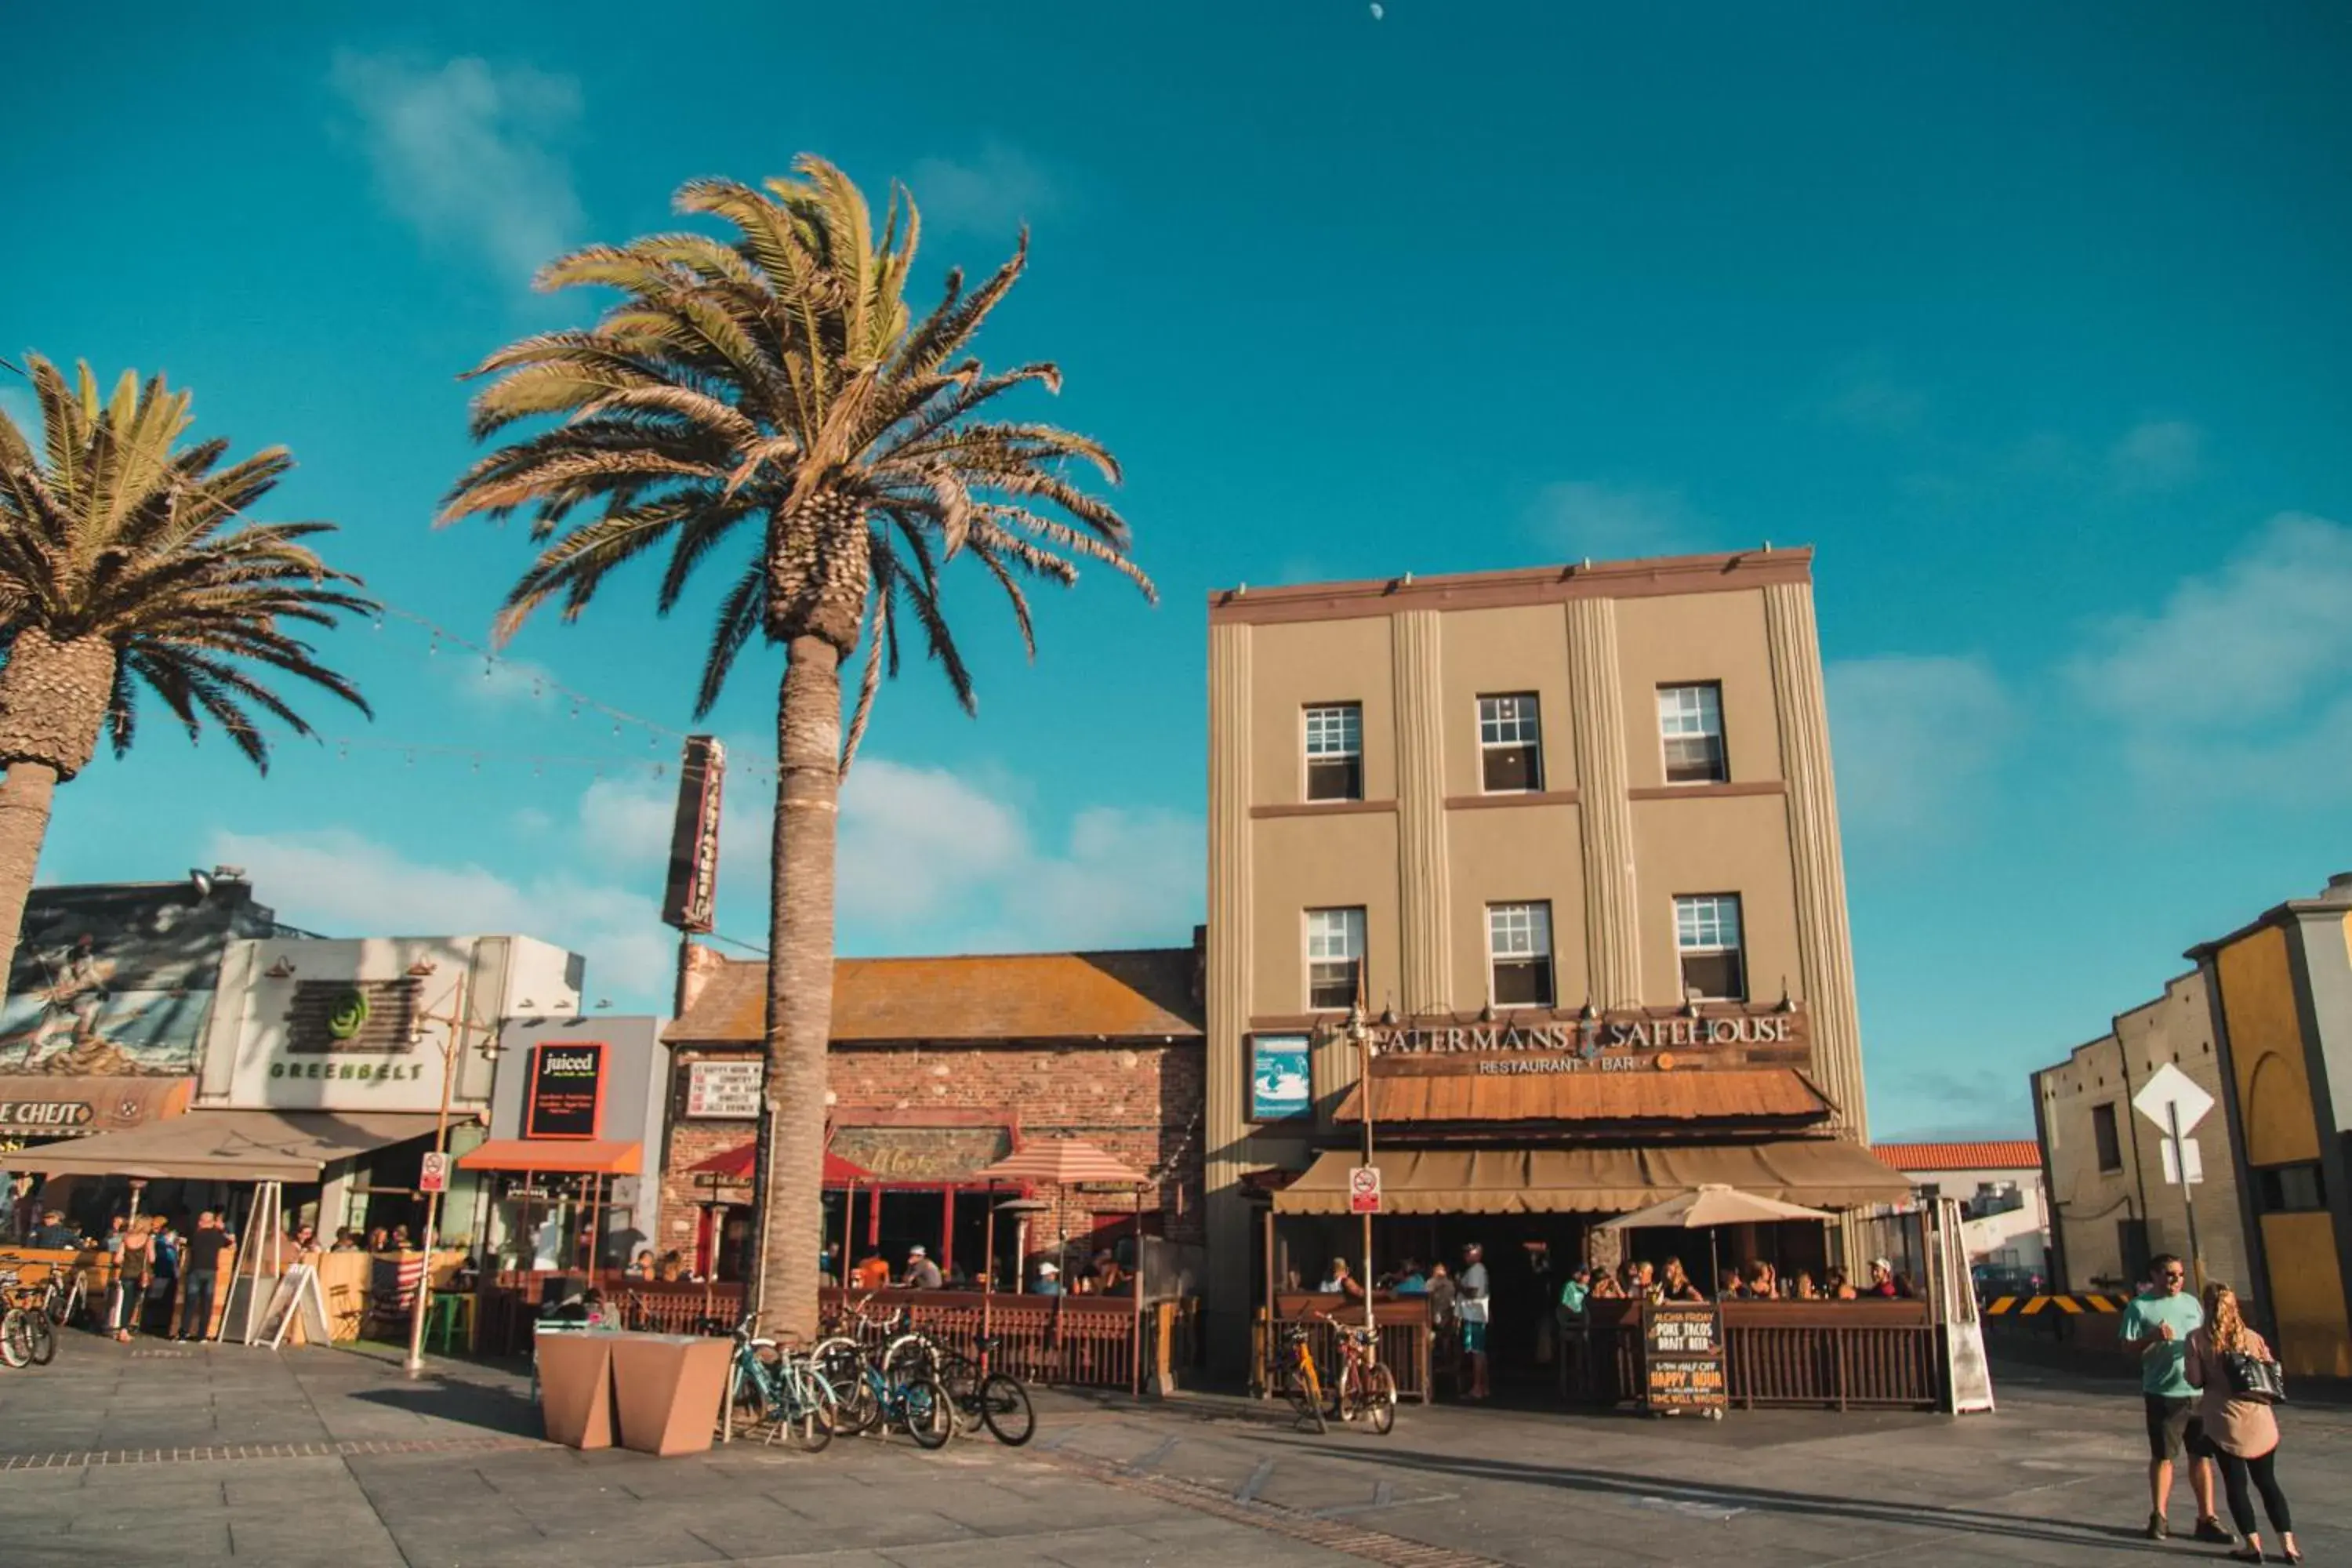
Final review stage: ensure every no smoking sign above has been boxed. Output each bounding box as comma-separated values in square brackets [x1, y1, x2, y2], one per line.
[1348, 1164, 1382, 1214]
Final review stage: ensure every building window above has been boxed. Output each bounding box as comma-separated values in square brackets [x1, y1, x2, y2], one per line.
[1304, 704, 1363, 801]
[1486, 902, 1555, 1007]
[1305, 907, 1366, 1010]
[1658, 683, 1728, 784]
[2092, 1103, 2123, 1174]
[2254, 1162, 2325, 1214]
[1672, 894, 1745, 1001]
[1477, 695, 1543, 793]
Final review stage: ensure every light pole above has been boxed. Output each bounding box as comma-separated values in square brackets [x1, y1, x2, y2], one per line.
[1346, 997, 1375, 1334]
[405, 956, 485, 1377]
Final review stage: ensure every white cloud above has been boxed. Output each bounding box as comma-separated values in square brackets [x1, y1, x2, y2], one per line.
[2066, 513, 2352, 806]
[906, 141, 1061, 240]
[328, 51, 584, 280]
[2109, 419, 2204, 494]
[209, 826, 675, 1005]
[2070, 513, 2352, 727]
[1814, 356, 1926, 434]
[1826, 655, 2013, 840]
[1526, 481, 1708, 562]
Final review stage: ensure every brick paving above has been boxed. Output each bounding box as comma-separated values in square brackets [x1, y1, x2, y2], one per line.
[0, 1336, 2343, 1566]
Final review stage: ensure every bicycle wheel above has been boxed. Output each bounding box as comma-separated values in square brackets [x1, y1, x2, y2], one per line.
[934, 1356, 982, 1434]
[1362, 1363, 1396, 1436]
[977, 1372, 1035, 1446]
[0, 1308, 27, 1369]
[23, 1311, 54, 1368]
[42, 1282, 73, 1330]
[778, 1374, 835, 1454]
[1284, 1362, 1326, 1435]
[899, 1377, 955, 1450]
[726, 1359, 779, 1439]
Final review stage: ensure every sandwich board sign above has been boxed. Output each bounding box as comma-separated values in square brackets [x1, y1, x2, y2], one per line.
[259, 1264, 333, 1350]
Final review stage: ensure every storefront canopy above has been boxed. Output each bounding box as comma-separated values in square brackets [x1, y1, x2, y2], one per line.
[1272, 1140, 1914, 1216]
[1334, 1069, 1834, 1124]
[456, 1138, 641, 1176]
[20, 1109, 445, 1182]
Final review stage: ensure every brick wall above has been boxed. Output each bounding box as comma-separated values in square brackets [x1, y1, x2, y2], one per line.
[655, 1036, 1206, 1273]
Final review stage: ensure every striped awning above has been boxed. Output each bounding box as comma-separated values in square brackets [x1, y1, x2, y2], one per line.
[1273, 1140, 1912, 1215]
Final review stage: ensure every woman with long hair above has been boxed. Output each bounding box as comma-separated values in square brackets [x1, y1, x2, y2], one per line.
[2183, 1282, 2299, 1563]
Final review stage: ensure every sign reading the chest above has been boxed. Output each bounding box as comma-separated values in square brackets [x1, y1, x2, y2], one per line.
[525, 1041, 605, 1139]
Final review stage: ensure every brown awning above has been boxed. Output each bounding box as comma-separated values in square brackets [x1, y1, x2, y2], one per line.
[1272, 1139, 1915, 1215]
[1334, 1069, 1832, 1124]
[19, 1109, 446, 1181]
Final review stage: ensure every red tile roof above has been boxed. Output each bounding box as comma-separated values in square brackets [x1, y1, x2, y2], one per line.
[666, 948, 1203, 1044]
[1871, 1140, 2043, 1172]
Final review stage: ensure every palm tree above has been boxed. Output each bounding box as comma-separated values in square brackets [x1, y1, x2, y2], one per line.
[443, 156, 1152, 1338]
[0, 358, 376, 989]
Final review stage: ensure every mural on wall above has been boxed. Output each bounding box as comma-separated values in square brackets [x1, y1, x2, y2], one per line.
[0, 880, 281, 1076]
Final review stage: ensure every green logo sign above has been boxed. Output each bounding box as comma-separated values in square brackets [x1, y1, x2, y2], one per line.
[326, 989, 371, 1041]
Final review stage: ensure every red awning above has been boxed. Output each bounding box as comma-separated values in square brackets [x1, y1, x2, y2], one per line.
[686, 1142, 872, 1185]
[456, 1138, 641, 1175]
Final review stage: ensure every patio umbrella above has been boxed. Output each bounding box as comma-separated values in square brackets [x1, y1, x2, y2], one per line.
[970, 1139, 1151, 1395]
[1597, 1185, 1835, 1293]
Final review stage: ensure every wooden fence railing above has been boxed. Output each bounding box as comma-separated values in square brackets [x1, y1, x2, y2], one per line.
[1569, 1299, 1940, 1410]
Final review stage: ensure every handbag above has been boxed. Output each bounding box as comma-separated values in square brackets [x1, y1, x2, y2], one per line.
[2223, 1348, 2288, 1404]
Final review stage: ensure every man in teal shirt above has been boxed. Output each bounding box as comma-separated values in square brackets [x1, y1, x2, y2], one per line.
[2118, 1254, 2227, 1543]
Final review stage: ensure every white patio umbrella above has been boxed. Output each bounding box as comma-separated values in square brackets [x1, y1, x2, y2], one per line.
[1597, 1185, 1835, 1293]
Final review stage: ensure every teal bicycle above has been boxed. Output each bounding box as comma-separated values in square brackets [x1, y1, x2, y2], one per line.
[724, 1314, 838, 1452]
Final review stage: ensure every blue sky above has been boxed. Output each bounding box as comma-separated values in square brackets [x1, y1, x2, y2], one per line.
[5, 3, 2349, 1138]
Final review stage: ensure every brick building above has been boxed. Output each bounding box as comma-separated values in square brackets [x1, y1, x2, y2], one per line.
[655, 937, 1207, 1283]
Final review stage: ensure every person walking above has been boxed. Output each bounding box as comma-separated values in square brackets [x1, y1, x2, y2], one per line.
[111, 1217, 153, 1341]
[176, 1211, 234, 1342]
[1457, 1243, 1492, 1400]
[2120, 1254, 2230, 1544]
[2184, 1282, 2299, 1563]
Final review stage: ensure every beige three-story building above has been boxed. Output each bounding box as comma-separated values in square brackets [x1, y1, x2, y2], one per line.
[1202, 547, 1904, 1359]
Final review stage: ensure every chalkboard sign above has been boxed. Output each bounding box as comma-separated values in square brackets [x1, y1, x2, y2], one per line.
[525, 1041, 605, 1140]
[1643, 1302, 1727, 1416]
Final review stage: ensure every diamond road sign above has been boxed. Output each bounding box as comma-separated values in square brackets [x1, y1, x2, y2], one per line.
[2132, 1062, 2215, 1134]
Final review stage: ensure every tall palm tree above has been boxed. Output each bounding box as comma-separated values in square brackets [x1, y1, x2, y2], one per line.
[444, 156, 1152, 1338]
[0, 358, 376, 989]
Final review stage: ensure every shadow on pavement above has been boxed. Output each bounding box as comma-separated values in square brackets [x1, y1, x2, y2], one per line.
[346, 1377, 543, 1438]
[1263, 1435, 2172, 1555]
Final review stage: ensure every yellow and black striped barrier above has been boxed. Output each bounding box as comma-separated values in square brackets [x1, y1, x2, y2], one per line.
[1983, 1292, 2132, 1316]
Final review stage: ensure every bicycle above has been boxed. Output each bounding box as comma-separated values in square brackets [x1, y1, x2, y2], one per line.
[39, 1266, 83, 1330]
[811, 1330, 953, 1450]
[723, 1314, 836, 1453]
[1275, 1322, 1327, 1434]
[1313, 1312, 1396, 1436]
[0, 1272, 58, 1369]
[933, 1334, 1036, 1446]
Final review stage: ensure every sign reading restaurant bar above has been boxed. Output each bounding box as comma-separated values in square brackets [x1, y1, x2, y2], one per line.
[1308, 1004, 1813, 1079]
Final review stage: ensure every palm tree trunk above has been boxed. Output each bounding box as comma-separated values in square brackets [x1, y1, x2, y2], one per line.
[0, 762, 59, 999]
[751, 633, 843, 1340]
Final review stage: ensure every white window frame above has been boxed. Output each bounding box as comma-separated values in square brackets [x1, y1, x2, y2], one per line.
[1672, 893, 1745, 1000]
[1476, 694, 1544, 793]
[1304, 906, 1367, 1011]
[1657, 683, 1728, 786]
[1485, 901, 1555, 1007]
[1302, 703, 1363, 801]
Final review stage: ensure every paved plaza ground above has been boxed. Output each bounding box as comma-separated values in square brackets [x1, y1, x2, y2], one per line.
[0, 1337, 2341, 1567]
